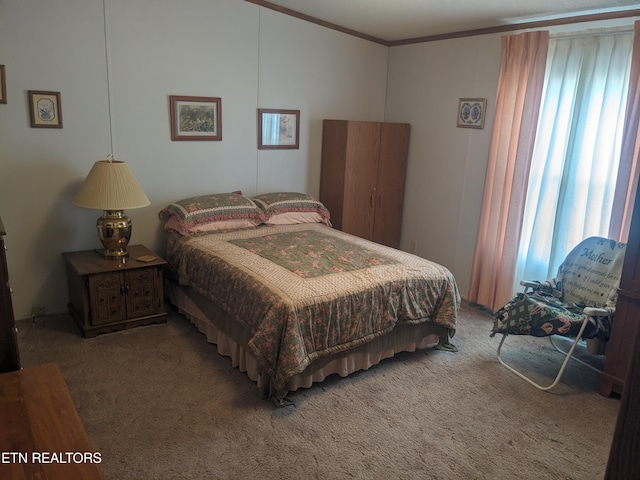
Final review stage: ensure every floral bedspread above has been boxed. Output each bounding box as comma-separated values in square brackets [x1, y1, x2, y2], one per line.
[166, 224, 460, 391]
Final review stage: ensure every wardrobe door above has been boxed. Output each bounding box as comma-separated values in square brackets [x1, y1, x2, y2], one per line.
[372, 123, 410, 248]
[341, 121, 380, 241]
[320, 120, 349, 230]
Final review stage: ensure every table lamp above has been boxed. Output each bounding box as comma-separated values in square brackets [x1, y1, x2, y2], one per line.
[73, 159, 150, 259]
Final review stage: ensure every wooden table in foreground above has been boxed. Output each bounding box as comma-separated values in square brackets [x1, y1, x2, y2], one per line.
[0, 363, 104, 479]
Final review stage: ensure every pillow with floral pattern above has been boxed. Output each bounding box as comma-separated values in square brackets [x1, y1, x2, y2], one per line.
[159, 193, 264, 235]
[252, 192, 331, 226]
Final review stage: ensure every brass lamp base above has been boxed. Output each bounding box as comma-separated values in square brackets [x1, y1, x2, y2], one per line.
[97, 210, 132, 259]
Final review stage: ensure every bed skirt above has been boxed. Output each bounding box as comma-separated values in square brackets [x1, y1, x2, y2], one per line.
[166, 281, 448, 400]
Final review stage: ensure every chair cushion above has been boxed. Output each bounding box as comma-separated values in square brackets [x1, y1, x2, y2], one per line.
[491, 292, 611, 341]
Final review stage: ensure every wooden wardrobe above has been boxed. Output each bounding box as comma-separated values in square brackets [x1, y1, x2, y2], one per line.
[604, 177, 640, 478]
[600, 180, 640, 397]
[319, 119, 410, 249]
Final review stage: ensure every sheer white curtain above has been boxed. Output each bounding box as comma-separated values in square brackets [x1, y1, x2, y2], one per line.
[515, 29, 634, 284]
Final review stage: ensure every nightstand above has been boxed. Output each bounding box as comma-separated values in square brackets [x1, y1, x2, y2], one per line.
[63, 245, 167, 338]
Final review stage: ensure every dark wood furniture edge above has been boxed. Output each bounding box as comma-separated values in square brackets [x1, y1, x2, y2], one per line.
[605, 310, 640, 478]
[0, 216, 21, 373]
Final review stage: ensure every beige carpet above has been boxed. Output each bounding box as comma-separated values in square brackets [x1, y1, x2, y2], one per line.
[17, 302, 619, 480]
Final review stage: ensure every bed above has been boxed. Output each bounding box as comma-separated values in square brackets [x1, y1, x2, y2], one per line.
[160, 192, 460, 405]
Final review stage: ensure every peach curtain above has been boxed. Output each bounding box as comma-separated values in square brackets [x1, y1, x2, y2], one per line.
[609, 21, 640, 242]
[468, 31, 549, 311]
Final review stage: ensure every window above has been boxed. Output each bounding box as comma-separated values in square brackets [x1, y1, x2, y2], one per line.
[515, 29, 634, 284]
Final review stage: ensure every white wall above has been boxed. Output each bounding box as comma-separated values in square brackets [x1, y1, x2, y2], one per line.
[0, 0, 388, 318]
[257, 9, 389, 194]
[386, 34, 501, 300]
[1, 0, 113, 319]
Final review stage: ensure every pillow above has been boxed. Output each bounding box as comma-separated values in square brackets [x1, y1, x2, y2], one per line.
[252, 192, 331, 226]
[159, 193, 265, 235]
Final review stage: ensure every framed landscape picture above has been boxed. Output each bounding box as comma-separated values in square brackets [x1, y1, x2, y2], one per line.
[258, 108, 300, 149]
[170, 95, 222, 141]
[28, 90, 63, 128]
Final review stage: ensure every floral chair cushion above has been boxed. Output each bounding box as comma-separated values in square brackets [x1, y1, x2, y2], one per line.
[491, 292, 612, 341]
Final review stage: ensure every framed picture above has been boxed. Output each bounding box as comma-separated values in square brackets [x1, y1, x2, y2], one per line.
[28, 90, 62, 128]
[0, 65, 6, 104]
[258, 108, 300, 149]
[457, 98, 486, 129]
[170, 95, 222, 141]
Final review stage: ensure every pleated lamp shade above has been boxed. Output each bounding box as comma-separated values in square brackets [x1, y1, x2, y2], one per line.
[73, 160, 150, 259]
[73, 160, 150, 210]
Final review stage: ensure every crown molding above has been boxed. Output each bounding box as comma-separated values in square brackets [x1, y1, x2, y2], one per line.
[246, 1, 640, 47]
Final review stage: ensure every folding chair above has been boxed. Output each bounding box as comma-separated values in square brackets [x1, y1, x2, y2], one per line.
[491, 237, 626, 390]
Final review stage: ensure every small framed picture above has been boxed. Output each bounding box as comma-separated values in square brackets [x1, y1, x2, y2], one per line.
[457, 98, 486, 129]
[0, 65, 6, 104]
[170, 95, 222, 141]
[258, 108, 300, 149]
[28, 90, 63, 128]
